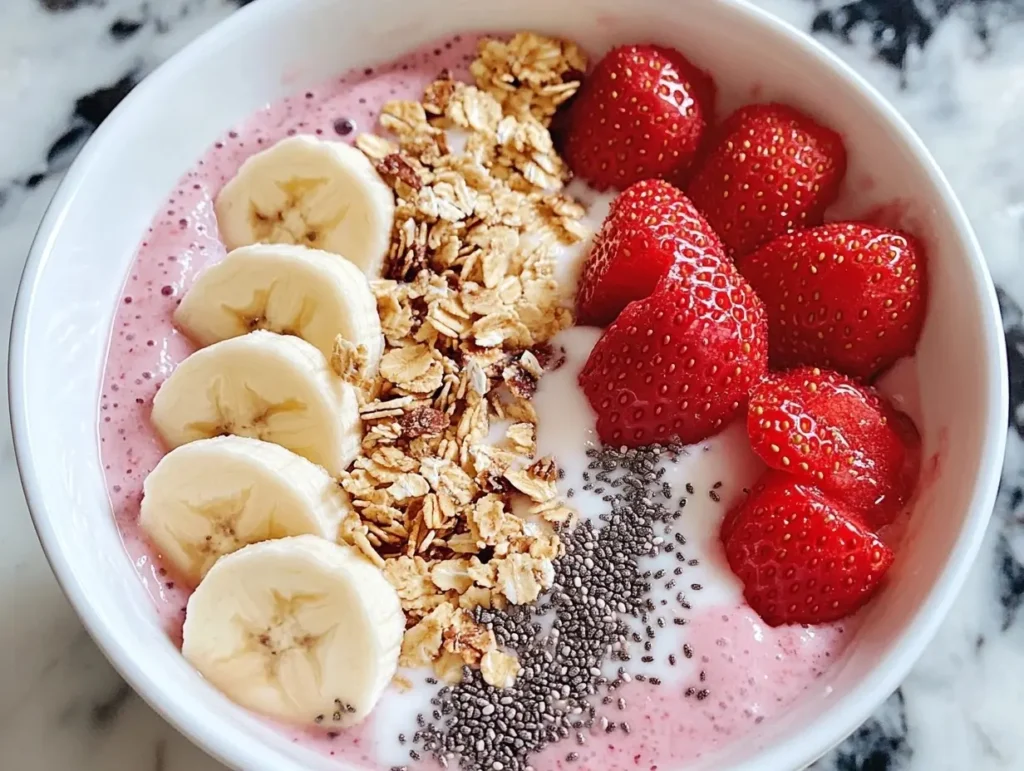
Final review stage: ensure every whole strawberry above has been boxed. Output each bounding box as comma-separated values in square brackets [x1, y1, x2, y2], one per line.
[578, 264, 768, 447]
[721, 471, 895, 626]
[738, 222, 927, 379]
[563, 44, 715, 191]
[576, 180, 726, 326]
[748, 367, 921, 529]
[687, 103, 846, 256]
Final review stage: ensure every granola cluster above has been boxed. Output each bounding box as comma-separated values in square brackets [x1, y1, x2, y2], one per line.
[340, 33, 590, 688]
[470, 32, 587, 126]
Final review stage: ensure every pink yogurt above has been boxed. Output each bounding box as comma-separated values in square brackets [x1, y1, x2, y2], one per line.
[532, 607, 850, 770]
[98, 32, 856, 770]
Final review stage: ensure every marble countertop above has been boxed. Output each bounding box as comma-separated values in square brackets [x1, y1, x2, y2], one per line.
[1, 0, 1022, 768]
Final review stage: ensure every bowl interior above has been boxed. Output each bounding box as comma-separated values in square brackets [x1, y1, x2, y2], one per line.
[10, 0, 1006, 770]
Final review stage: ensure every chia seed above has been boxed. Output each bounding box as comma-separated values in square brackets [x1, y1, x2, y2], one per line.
[406, 441, 703, 770]
[333, 117, 355, 135]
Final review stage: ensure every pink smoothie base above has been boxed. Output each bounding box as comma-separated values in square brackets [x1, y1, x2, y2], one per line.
[98, 32, 877, 771]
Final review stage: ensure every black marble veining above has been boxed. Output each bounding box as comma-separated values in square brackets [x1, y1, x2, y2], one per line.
[822, 690, 912, 771]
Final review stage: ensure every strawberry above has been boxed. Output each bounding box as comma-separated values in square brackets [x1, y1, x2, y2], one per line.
[686, 103, 847, 256]
[576, 180, 725, 326]
[578, 262, 768, 447]
[737, 222, 927, 379]
[721, 471, 895, 626]
[563, 44, 715, 191]
[747, 367, 921, 529]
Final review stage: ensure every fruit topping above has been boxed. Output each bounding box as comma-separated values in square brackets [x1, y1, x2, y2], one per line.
[563, 44, 715, 191]
[748, 367, 921, 529]
[150, 331, 362, 477]
[721, 471, 895, 626]
[176, 243, 384, 372]
[578, 262, 768, 447]
[576, 179, 725, 326]
[687, 103, 846, 256]
[215, 135, 396, 276]
[141, 436, 354, 584]
[738, 222, 927, 379]
[182, 535, 404, 725]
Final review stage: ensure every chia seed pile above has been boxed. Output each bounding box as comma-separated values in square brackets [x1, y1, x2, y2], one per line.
[395, 442, 718, 771]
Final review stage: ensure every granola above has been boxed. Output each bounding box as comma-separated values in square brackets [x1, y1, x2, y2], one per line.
[480, 648, 522, 689]
[342, 32, 588, 680]
[470, 32, 587, 126]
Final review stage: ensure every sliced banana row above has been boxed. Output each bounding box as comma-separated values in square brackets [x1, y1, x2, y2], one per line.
[141, 135, 404, 727]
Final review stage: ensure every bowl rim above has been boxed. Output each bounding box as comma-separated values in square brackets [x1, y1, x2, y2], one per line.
[8, 0, 1009, 769]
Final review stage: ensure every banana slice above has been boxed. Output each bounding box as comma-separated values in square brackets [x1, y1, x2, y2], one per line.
[215, 135, 394, 277]
[140, 436, 354, 584]
[182, 535, 403, 725]
[175, 243, 384, 373]
[151, 330, 361, 476]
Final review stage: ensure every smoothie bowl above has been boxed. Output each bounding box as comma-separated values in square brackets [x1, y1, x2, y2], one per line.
[9, 0, 1007, 770]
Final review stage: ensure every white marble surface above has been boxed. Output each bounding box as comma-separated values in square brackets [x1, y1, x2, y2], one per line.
[2, 0, 1023, 769]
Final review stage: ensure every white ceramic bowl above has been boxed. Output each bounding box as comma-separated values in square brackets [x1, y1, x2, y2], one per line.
[9, 0, 1008, 769]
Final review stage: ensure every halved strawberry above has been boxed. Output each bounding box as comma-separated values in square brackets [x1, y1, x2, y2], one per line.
[578, 262, 768, 447]
[747, 367, 921, 529]
[721, 471, 895, 626]
[737, 222, 927, 380]
[563, 44, 715, 191]
[576, 180, 725, 327]
[687, 103, 846, 256]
